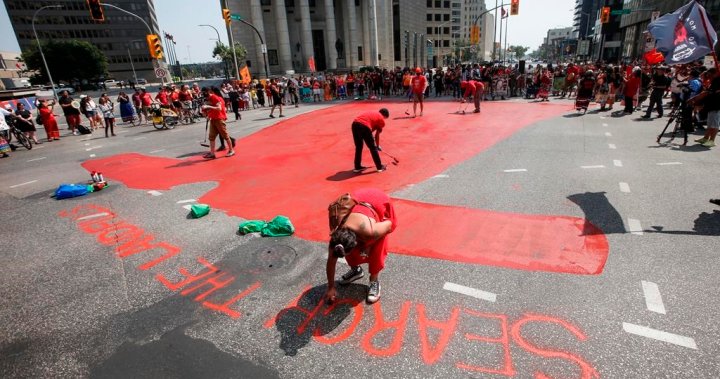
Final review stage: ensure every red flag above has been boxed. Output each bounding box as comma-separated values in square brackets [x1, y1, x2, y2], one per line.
[643, 48, 665, 65]
[308, 56, 316, 73]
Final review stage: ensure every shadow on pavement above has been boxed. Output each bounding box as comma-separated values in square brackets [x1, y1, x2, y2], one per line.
[274, 284, 366, 356]
[326, 170, 373, 181]
[89, 324, 279, 379]
[647, 210, 720, 236]
[567, 192, 627, 235]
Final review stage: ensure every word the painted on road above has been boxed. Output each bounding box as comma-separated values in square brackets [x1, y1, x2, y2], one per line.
[58, 204, 261, 319]
[264, 286, 600, 378]
[83, 101, 609, 275]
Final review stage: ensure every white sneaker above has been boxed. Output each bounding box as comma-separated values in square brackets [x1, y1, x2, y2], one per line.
[367, 280, 381, 303]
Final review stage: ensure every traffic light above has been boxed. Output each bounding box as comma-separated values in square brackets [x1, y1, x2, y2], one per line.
[223, 8, 231, 25]
[86, 0, 105, 22]
[146, 34, 163, 60]
[600, 6, 611, 23]
[470, 25, 480, 44]
[510, 0, 519, 16]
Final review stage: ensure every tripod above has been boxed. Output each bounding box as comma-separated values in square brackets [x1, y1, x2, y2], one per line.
[656, 104, 689, 146]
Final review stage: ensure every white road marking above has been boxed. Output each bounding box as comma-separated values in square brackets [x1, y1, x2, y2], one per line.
[85, 145, 103, 151]
[641, 281, 666, 314]
[628, 218, 643, 235]
[89, 154, 96, 158]
[608, 143, 617, 149]
[581, 165, 605, 169]
[33, 145, 46, 149]
[133, 136, 147, 141]
[149, 149, 166, 153]
[76, 212, 110, 221]
[503, 169, 527, 173]
[619, 182, 631, 193]
[27, 157, 47, 162]
[84, 143, 90, 146]
[622, 323, 696, 349]
[605, 132, 612, 137]
[613, 160, 623, 167]
[182, 204, 193, 210]
[433, 174, 449, 178]
[602, 123, 609, 127]
[147, 190, 163, 196]
[9, 180, 37, 188]
[657, 162, 682, 166]
[443, 282, 497, 303]
[176, 199, 196, 204]
[600, 116, 607, 119]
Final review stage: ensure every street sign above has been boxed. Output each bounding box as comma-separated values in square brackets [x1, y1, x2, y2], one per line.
[651, 11, 660, 21]
[154, 67, 167, 78]
[470, 45, 477, 53]
[577, 40, 590, 56]
[610, 9, 631, 15]
[261, 44, 267, 54]
[230, 14, 242, 21]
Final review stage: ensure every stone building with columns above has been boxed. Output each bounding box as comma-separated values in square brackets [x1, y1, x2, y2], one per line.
[225, 0, 429, 76]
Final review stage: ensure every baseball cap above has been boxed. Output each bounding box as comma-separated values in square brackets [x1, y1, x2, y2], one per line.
[415, 67, 422, 74]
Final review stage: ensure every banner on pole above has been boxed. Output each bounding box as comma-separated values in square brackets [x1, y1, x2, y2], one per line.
[647, 0, 718, 65]
[308, 56, 316, 73]
[240, 66, 251, 85]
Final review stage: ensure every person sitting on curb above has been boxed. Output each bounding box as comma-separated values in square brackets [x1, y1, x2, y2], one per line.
[324, 188, 397, 304]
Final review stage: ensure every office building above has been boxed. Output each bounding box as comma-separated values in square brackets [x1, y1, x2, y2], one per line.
[543, 27, 574, 62]
[3, 0, 161, 82]
[573, 0, 602, 39]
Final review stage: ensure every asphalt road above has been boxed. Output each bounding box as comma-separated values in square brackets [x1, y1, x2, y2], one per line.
[1, 96, 718, 378]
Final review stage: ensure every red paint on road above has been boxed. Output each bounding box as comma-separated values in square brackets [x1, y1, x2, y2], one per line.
[82, 101, 609, 274]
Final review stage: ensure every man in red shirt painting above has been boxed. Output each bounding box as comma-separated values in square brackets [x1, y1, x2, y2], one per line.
[411, 67, 428, 117]
[201, 86, 235, 159]
[351, 108, 389, 173]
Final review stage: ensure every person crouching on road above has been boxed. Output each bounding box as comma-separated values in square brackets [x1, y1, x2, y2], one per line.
[201, 86, 235, 159]
[324, 188, 397, 304]
[352, 108, 389, 173]
[460, 80, 484, 112]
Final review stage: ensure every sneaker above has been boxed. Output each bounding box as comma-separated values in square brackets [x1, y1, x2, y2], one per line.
[367, 280, 381, 303]
[710, 199, 720, 206]
[269, 114, 275, 118]
[73, 131, 79, 135]
[216, 146, 226, 151]
[226, 151, 235, 157]
[702, 140, 716, 147]
[338, 266, 364, 285]
[695, 138, 708, 144]
[279, 114, 285, 118]
[376, 165, 387, 173]
[202, 153, 216, 159]
[353, 166, 369, 173]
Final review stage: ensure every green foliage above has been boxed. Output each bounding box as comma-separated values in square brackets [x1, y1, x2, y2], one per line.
[212, 42, 247, 67]
[21, 40, 108, 85]
[507, 45, 530, 60]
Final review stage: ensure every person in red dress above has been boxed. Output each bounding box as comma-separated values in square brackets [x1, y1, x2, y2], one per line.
[37, 100, 60, 141]
[324, 188, 397, 304]
[411, 67, 428, 117]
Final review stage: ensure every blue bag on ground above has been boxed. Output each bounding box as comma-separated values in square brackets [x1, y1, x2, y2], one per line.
[55, 183, 90, 199]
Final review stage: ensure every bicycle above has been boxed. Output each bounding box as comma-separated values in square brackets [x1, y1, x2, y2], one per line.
[149, 103, 178, 130]
[0, 118, 32, 150]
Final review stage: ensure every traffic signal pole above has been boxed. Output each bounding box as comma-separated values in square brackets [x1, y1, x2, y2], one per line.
[101, 3, 165, 85]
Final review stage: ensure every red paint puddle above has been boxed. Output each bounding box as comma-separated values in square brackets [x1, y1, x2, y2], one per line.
[83, 101, 608, 275]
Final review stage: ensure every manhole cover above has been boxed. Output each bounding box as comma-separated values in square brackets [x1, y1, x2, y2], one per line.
[249, 244, 298, 272]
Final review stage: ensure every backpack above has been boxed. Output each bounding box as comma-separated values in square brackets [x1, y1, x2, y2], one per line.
[328, 193, 374, 234]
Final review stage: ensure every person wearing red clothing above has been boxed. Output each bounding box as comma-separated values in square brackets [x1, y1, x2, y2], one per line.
[351, 108, 389, 173]
[623, 68, 642, 114]
[37, 100, 60, 141]
[155, 87, 169, 107]
[201, 86, 235, 159]
[461, 80, 485, 113]
[324, 188, 397, 304]
[411, 67, 428, 117]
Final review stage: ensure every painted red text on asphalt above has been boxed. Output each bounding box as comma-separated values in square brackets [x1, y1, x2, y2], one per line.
[59, 204, 261, 319]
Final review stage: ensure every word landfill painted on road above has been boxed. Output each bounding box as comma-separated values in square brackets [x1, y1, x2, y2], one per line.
[58, 204, 262, 319]
[264, 286, 600, 378]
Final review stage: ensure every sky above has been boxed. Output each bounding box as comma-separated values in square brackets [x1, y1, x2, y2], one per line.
[0, 0, 575, 61]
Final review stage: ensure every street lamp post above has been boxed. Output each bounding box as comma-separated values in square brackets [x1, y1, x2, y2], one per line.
[199, 24, 228, 79]
[32, 4, 63, 104]
[127, 39, 143, 86]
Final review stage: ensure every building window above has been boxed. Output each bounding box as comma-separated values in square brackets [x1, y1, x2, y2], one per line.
[435, 1, 441, 7]
[427, 27, 432, 34]
[443, 40, 450, 47]
[443, 14, 449, 21]
[434, 14, 441, 21]
[358, 46, 363, 61]
[268, 49, 279, 65]
[427, 0, 432, 7]
[444, 1, 450, 8]
[427, 14, 432, 21]
[260, 0, 271, 5]
[443, 27, 449, 35]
